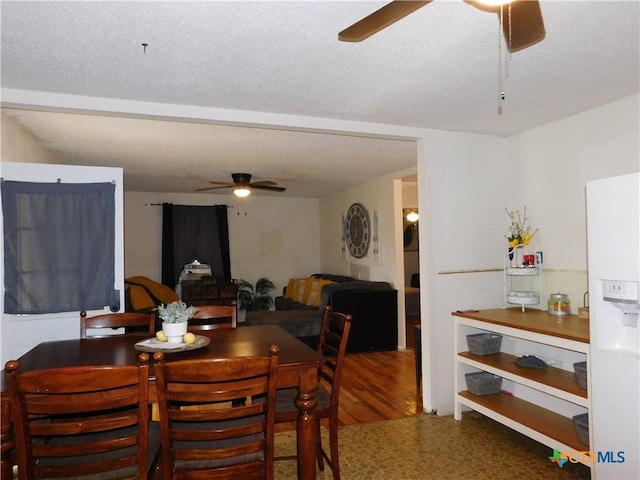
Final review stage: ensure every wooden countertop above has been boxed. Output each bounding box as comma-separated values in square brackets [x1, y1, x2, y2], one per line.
[452, 308, 589, 344]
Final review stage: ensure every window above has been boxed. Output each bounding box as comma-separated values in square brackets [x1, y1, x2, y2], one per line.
[1, 181, 116, 314]
[161, 203, 231, 287]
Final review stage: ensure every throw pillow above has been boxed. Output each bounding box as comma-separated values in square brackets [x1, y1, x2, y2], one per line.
[306, 279, 336, 308]
[294, 278, 309, 304]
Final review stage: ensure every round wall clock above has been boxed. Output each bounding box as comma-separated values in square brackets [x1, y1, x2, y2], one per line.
[345, 203, 371, 259]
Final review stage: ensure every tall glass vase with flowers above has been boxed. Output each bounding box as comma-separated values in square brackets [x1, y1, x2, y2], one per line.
[505, 207, 539, 263]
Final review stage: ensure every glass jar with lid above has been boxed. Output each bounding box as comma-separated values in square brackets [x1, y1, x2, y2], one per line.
[547, 293, 571, 316]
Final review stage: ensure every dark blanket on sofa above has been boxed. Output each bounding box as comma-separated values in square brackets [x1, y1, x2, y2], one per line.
[244, 274, 398, 352]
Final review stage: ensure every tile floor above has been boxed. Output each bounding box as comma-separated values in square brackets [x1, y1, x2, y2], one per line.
[274, 412, 592, 479]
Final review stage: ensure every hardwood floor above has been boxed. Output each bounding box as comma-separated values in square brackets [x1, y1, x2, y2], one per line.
[277, 333, 421, 432]
[405, 314, 421, 350]
[338, 313, 424, 426]
[338, 348, 421, 426]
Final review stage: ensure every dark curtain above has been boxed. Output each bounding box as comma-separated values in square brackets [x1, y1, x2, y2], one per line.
[2, 181, 116, 314]
[161, 204, 230, 287]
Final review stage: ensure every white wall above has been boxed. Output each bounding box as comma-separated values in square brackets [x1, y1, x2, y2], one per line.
[419, 94, 640, 415]
[318, 167, 416, 348]
[124, 191, 321, 300]
[319, 172, 405, 283]
[418, 129, 510, 414]
[1, 110, 68, 165]
[508, 94, 640, 306]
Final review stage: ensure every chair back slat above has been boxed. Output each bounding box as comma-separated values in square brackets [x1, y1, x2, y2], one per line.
[189, 302, 237, 331]
[317, 308, 352, 403]
[167, 383, 269, 405]
[80, 310, 156, 339]
[5, 353, 156, 480]
[154, 345, 278, 480]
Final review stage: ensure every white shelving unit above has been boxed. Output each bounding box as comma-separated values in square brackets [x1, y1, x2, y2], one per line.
[503, 244, 542, 312]
[453, 309, 592, 471]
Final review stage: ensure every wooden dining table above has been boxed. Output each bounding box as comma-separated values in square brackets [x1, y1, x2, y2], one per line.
[1, 324, 324, 480]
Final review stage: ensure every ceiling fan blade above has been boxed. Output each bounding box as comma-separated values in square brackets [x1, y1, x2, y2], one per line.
[206, 181, 235, 186]
[251, 184, 286, 192]
[248, 180, 278, 187]
[501, 0, 545, 53]
[195, 185, 234, 192]
[338, 0, 432, 42]
[198, 173, 285, 193]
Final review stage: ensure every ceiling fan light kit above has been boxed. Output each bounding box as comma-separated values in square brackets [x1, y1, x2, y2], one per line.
[233, 187, 251, 198]
[406, 211, 419, 223]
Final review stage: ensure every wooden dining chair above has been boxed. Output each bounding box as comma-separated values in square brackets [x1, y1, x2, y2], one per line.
[4, 352, 160, 480]
[274, 306, 352, 480]
[1, 394, 16, 480]
[188, 301, 237, 332]
[80, 310, 156, 339]
[153, 344, 279, 480]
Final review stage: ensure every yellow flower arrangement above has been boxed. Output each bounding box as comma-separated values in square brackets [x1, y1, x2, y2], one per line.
[505, 207, 538, 247]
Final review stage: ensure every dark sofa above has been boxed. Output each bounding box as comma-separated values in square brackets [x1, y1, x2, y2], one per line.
[243, 274, 398, 352]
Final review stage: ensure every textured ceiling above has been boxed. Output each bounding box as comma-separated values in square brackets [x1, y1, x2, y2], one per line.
[1, 1, 638, 197]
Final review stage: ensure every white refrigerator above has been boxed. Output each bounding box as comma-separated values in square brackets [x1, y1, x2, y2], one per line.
[586, 172, 640, 480]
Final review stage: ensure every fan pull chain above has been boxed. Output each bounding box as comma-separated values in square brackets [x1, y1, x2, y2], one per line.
[498, 5, 505, 115]
[497, 4, 512, 116]
[508, 3, 512, 61]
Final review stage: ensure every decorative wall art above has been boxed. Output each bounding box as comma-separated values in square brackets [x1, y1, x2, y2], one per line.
[344, 203, 371, 259]
[341, 213, 346, 260]
[372, 209, 381, 265]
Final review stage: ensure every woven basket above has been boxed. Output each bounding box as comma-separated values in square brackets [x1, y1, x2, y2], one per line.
[466, 333, 502, 355]
[465, 372, 502, 396]
[573, 413, 589, 445]
[573, 361, 587, 389]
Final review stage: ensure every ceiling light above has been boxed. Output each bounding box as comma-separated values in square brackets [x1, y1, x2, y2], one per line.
[406, 211, 419, 223]
[233, 187, 251, 198]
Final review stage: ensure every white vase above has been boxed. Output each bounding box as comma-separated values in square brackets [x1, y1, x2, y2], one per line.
[162, 321, 188, 343]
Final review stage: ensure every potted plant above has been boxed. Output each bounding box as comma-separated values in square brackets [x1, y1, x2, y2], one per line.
[238, 278, 276, 311]
[157, 300, 197, 343]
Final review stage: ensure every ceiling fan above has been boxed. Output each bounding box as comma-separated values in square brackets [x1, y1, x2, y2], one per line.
[196, 173, 286, 197]
[338, 0, 545, 53]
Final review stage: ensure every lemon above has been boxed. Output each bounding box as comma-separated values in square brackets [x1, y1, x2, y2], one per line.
[156, 330, 168, 342]
[183, 332, 196, 345]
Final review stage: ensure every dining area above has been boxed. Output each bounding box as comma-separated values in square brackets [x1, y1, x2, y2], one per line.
[0, 305, 354, 480]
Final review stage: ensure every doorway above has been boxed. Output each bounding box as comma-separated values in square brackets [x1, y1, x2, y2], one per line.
[401, 177, 420, 349]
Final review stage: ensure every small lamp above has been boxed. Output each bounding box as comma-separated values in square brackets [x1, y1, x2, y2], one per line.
[233, 187, 251, 198]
